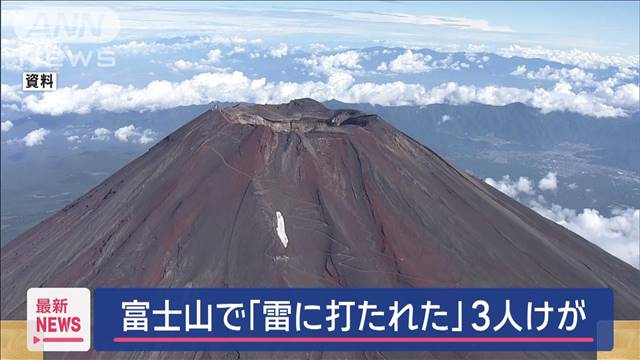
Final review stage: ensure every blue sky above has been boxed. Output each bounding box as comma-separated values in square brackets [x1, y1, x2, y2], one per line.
[259, 1, 639, 53]
[1, 1, 638, 55]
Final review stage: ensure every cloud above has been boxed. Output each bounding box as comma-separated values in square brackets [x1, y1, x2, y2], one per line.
[381, 50, 432, 74]
[1, 83, 22, 103]
[227, 46, 246, 55]
[22, 128, 50, 146]
[66, 135, 80, 143]
[538, 172, 558, 191]
[510, 65, 636, 111]
[102, 41, 175, 56]
[529, 81, 632, 117]
[614, 66, 640, 80]
[511, 65, 527, 76]
[17, 71, 637, 117]
[115, 124, 157, 144]
[531, 203, 639, 268]
[299, 50, 363, 77]
[1, 120, 13, 132]
[512, 65, 596, 88]
[485, 175, 535, 198]
[440, 114, 451, 123]
[170, 49, 223, 72]
[433, 54, 467, 71]
[499, 45, 639, 69]
[464, 53, 490, 65]
[1, 38, 65, 71]
[486, 172, 639, 268]
[269, 43, 289, 58]
[607, 83, 640, 109]
[334, 11, 513, 33]
[101, 36, 263, 56]
[379, 53, 471, 74]
[137, 129, 157, 144]
[114, 125, 136, 142]
[91, 128, 111, 141]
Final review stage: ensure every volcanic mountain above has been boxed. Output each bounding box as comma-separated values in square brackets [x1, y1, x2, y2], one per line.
[1, 99, 639, 359]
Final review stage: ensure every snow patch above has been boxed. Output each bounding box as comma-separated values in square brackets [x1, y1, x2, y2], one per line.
[276, 211, 289, 248]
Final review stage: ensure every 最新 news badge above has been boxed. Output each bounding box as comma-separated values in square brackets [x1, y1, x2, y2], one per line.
[27, 288, 90, 352]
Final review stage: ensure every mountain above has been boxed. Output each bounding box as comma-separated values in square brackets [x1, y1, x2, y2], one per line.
[325, 101, 640, 170]
[1, 99, 639, 359]
[325, 101, 640, 215]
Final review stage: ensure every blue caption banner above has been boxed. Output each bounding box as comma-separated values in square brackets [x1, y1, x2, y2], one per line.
[94, 288, 613, 351]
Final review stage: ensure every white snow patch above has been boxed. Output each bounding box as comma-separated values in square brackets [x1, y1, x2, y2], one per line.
[276, 211, 289, 248]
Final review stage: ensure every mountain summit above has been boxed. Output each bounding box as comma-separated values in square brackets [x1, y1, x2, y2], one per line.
[2, 99, 639, 358]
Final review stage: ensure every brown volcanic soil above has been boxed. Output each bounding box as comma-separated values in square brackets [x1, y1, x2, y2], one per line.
[1, 99, 639, 359]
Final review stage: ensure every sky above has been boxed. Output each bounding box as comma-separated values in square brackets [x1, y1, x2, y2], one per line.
[1, 1, 639, 55]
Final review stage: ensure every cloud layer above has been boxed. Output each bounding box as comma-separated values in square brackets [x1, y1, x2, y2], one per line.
[3, 68, 637, 118]
[499, 45, 639, 69]
[485, 173, 639, 268]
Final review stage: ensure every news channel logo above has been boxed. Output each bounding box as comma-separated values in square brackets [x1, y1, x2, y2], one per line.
[11, 6, 120, 44]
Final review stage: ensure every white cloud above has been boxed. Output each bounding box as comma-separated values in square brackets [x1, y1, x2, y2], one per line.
[384, 50, 432, 73]
[464, 53, 490, 65]
[538, 172, 558, 191]
[532, 203, 639, 268]
[485, 175, 534, 198]
[529, 81, 631, 117]
[486, 172, 639, 268]
[433, 54, 465, 71]
[194, 36, 262, 47]
[137, 129, 156, 144]
[512, 65, 596, 87]
[1, 83, 22, 103]
[66, 135, 80, 143]
[102, 41, 174, 56]
[335, 11, 513, 33]
[114, 125, 136, 142]
[465, 44, 489, 53]
[101, 36, 263, 56]
[170, 49, 223, 72]
[269, 43, 289, 58]
[91, 128, 111, 141]
[499, 44, 639, 69]
[205, 49, 222, 63]
[299, 50, 363, 77]
[440, 114, 451, 123]
[1, 120, 14, 132]
[115, 124, 157, 144]
[614, 66, 639, 81]
[228, 46, 246, 55]
[511, 65, 527, 76]
[1, 39, 65, 70]
[309, 43, 331, 53]
[607, 83, 640, 109]
[22, 128, 50, 146]
[17, 71, 637, 117]
[380, 53, 470, 73]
